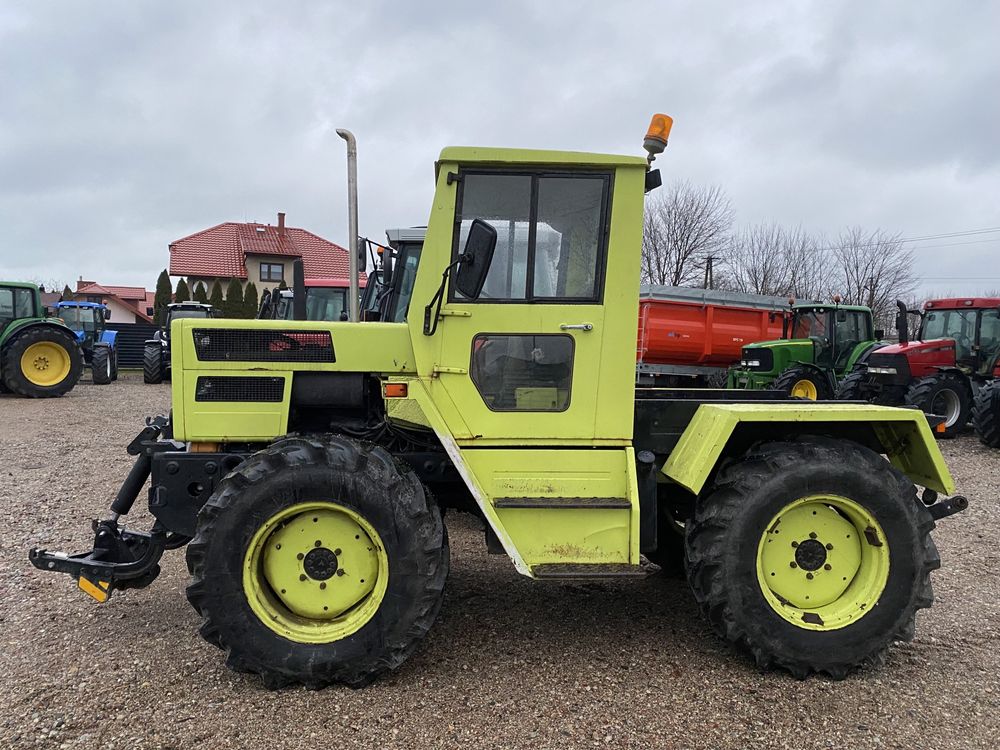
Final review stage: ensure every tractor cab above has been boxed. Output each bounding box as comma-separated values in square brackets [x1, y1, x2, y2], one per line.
[917, 299, 1000, 374]
[54, 301, 110, 350]
[789, 304, 874, 371]
[365, 227, 425, 322]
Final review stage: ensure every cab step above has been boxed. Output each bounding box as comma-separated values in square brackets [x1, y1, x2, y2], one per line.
[532, 563, 650, 579]
[494, 497, 630, 509]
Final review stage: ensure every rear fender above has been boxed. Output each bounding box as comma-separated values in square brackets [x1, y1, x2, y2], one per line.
[1, 319, 78, 347]
[661, 402, 955, 495]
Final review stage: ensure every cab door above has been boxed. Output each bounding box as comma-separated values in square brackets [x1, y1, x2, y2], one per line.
[430, 168, 636, 445]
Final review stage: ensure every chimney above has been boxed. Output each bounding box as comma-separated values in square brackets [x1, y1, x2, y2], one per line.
[277, 212, 286, 233]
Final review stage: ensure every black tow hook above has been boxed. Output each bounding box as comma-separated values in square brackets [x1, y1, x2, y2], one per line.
[927, 495, 969, 521]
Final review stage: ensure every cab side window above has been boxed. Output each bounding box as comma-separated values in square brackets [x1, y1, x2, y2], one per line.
[452, 171, 610, 303]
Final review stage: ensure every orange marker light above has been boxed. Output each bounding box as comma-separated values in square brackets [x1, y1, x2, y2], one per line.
[384, 383, 408, 398]
[643, 113, 674, 157]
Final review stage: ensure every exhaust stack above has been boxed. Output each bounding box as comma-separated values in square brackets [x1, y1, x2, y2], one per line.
[336, 129, 361, 322]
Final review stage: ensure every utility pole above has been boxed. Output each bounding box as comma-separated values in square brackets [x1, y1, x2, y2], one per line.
[703, 256, 715, 290]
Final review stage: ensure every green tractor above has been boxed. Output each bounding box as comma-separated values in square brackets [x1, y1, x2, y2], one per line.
[0, 282, 83, 398]
[30, 116, 967, 687]
[728, 301, 882, 399]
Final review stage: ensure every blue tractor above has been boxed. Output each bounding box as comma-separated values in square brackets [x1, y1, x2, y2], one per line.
[53, 301, 118, 385]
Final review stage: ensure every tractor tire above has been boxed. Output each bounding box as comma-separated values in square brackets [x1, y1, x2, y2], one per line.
[972, 380, 1000, 448]
[185, 436, 449, 689]
[685, 437, 938, 679]
[772, 366, 832, 400]
[92, 345, 112, 385]
[834, 368, 868, 401]
[905, 374, 970, 438]
[143, 344, 164, 384]
[111, 348, 119, 381]
[1, 326, 83, 398]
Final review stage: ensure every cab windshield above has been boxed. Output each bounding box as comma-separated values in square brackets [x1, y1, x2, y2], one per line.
[169, 309, 210, 321]
[57, 307, 97, 334]
[922, 309, 978, 361]
[791, 309, 829, 340]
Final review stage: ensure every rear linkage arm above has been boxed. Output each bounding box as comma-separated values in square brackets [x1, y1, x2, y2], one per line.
[28, 415, 186, 602]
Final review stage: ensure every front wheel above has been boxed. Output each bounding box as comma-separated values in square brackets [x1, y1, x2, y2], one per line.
[92, 345, 112, 385]
[772, 366, 832, 400]
[185, 436, 449, 688]
[972, 379, 1000, 448]
[835, 368, 868, 401]
[905, 374, 970, 437]
[685, 437, 938, 679]
[143, 343, 163, 384]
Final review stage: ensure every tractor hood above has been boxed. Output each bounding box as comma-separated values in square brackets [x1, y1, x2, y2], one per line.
[874, 338, 956, 358]
[743, 338, 814, 356]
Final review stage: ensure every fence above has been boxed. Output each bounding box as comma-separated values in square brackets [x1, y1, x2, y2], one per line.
[105, 322, 158, 368]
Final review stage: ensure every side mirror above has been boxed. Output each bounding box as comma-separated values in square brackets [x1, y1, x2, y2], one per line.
[454, 219, 497, 300]
[103, 307, 111, 320]
[874, 329, 885, 340]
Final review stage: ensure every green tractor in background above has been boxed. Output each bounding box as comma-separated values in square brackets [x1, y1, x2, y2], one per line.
[0, 282, 84, 397]
[728, 301, 882, 399]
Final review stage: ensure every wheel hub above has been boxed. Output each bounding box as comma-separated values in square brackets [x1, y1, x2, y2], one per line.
[303, 547, 339, 580]
[793, 538, 827, 571]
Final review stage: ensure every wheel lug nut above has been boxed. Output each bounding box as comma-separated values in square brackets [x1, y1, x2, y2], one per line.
[315, 540, 322, 547]
[334, 548, 342, 556]
[319, 582, 327, 590]
[824, 564, 832, 571]
[826, 543, 833, 550]
[337, 570, 346, 577]
[297, 553, 304, 560]
[809, 532, 817, 539]
[299, 574, 307, 581]
[789, 562, 797, 569]
[806, 572, 814, 580]
[791, 541, 799, 548]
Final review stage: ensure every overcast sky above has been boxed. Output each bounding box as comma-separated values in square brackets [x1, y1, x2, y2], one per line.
[1, 1, 998, 295]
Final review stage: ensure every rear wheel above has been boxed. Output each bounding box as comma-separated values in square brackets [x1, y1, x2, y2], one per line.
[92, 345, 112, 385]
[1, 326, 83, 398]
[111, 348, 119, 381]
[143, 343, 163, 384]
[905, 374, 970, 437]
[685, 437, 938, 679]
[772, 366, 832, 400]
[972, 380, 1000, 448]
[186, 436, 449, 688]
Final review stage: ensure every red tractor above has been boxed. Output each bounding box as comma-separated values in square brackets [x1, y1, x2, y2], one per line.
[837, 297, 1000, 445]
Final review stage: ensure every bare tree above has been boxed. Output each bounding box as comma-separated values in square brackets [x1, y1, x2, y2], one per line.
[642, 181, 733, 287]
[720, 223, 827, 301]
[832, 227, 917, 332]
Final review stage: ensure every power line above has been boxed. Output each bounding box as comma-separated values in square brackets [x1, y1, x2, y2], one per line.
[810, 226, 1000, 254]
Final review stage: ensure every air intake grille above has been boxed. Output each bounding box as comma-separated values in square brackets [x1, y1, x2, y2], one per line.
[192, 329, 335, 363]
[195, 376, 286, 402]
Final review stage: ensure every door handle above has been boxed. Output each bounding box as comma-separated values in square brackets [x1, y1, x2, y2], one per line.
[560, 323, 594, 331]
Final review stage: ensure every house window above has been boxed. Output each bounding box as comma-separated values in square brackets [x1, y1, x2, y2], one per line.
[260, 263, 284, 282]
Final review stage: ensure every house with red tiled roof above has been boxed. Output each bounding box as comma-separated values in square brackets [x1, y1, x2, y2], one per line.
[169, 212, 358, 295]
[72, 280, 155, 323]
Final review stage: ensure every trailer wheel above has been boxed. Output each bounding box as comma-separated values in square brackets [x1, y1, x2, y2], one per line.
[772, 366, 831, 400]
[685, 437, 938, 679]
[185, 436, 449, 688]
[972, 380, 1000, 448]
[143, 343, 163, 384]
[92, 345, 112, 385]
[1, 326, 83, 398]
[905, 374, 970, 437]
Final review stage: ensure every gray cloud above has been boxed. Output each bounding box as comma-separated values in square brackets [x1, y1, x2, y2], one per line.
[1, 0, 998, 295]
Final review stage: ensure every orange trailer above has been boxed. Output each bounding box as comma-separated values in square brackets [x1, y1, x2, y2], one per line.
[636, 286, 789, 386]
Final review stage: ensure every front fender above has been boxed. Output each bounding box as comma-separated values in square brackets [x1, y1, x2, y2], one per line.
[100, 330, 118, 348]
[661, 402, 955, 495]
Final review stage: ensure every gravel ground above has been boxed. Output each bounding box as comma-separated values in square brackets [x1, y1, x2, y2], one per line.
[1, 376, 998, 749]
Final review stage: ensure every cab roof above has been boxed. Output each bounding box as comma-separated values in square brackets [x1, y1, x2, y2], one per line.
[56, 301, 106, 309]
[437, 147, 648, 171]
[792, 303, 870, 314]
[925, 297, 1000, 310]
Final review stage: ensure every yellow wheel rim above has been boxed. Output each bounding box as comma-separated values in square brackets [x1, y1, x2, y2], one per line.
[756, 494, 890, 631]
[243, 501, 388, 644]
[790, 378, 818, 399]
[20, 341, 71, 387]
